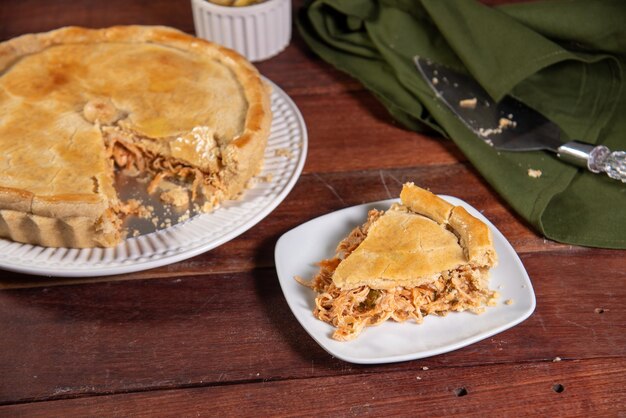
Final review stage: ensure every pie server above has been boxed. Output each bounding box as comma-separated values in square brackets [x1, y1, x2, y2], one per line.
[413, 56, 626, 182]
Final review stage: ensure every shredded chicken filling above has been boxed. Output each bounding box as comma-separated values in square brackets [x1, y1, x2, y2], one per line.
[298, 210, 498, 341]
[104, 135, 226, 202]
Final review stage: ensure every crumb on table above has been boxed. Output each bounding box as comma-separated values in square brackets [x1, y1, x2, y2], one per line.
[528, 168, 542, 178]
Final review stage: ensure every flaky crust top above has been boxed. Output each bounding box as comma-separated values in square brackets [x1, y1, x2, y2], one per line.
[0, 26, 271, 217]
[332, 183, 497, 290]
[400, 183, 496, 267]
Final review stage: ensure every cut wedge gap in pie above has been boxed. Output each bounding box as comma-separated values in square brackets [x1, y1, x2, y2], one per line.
[0, 26, 272, 248]
[297, 183, 499, 341]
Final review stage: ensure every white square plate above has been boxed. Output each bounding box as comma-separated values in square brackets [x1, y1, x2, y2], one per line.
[275, 196, 535, 364]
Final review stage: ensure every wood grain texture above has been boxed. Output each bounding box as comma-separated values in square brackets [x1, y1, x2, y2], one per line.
[0, 251, 623, 404]
[0, 0, 624, 415]
[0, 0, 194, 40]
[2, 358, 624, 416]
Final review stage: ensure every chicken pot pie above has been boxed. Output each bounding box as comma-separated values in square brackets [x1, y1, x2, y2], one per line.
[299, 183, 498, 341]
[0, 26, 271, 248]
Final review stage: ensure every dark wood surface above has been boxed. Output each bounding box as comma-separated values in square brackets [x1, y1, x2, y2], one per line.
[1, 1, 625, 416]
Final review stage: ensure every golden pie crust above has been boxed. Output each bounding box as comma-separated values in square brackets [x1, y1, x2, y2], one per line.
[333, 183, 497, 289]
[300, 183, 498, 340]
[0, 26, 272, 248]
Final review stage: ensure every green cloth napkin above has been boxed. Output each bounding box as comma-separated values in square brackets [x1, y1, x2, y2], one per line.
[297, 0, 626, 249]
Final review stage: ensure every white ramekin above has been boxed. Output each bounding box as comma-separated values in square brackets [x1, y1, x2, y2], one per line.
[191, 0, 291, 62]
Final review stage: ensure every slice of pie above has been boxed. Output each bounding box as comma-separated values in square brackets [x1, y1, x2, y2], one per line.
[300, 183, 498, 341]
[0, 26, 271, 248]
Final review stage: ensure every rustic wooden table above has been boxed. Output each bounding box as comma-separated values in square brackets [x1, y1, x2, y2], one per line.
[1, 1, 624, 416]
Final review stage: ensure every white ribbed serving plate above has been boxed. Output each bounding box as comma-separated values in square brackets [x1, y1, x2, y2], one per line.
[0, 80, 307, 277]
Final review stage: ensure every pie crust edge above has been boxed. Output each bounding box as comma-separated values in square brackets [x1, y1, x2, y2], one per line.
[0, 25, 272, 248]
